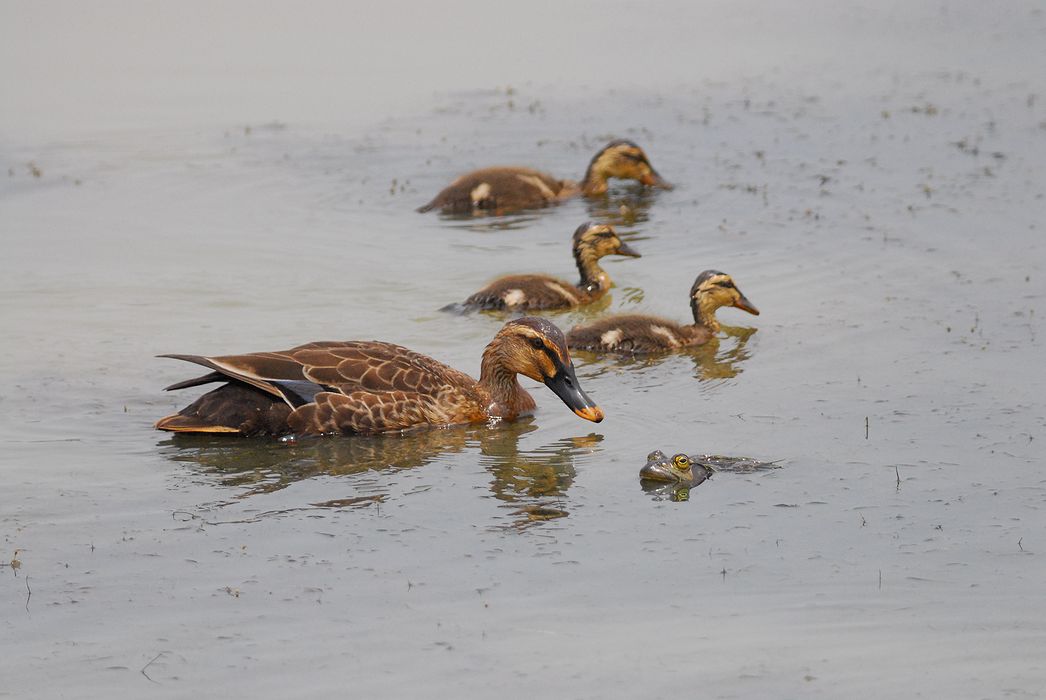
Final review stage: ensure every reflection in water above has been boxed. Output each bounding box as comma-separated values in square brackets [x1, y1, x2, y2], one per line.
[576, 324, 758, 381]
[436, 211, 544, 232]
[508, 504, 571, 526]
[693, 325, 758, 380]
[479, 432, 603, 529]
[160, 418, 604, 528]
[161, 425, 479, 497]
[583, 186, 662, 229]
[640, 481, 698, 502]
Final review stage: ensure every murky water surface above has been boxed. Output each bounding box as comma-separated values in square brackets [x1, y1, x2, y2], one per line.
[2, 2, 1045, 698]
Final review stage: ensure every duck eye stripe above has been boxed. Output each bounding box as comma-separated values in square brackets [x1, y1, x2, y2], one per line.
[539, 344, 565, 370]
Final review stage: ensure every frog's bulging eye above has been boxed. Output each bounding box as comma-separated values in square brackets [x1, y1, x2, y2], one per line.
[672, 454, 691, 469]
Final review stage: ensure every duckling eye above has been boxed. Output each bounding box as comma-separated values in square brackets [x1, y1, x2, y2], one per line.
[715, 280, 735, 289]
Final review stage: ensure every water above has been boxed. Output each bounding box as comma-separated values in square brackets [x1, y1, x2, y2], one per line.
[2, 2, 1045, 698]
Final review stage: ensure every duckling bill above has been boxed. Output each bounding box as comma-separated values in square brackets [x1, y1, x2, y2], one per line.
[568, 270, 759, 354]
[156, 317, 603, 436]
[452, 222, 640, 312]
[418, 139, 672, 215]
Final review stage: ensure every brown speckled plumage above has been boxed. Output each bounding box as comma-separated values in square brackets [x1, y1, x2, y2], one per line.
[567, 270, 760, 355]
[156, 318, 603, 436]
[418, 140, 671, 215]
[457, 222, 640, 311]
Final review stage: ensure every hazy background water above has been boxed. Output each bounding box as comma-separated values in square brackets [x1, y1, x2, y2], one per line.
[2, 1, 1045, 698]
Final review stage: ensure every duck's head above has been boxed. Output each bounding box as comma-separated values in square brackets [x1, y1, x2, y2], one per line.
[582, 140, 673, 194]
[489, 317, 604, 423]
[690, 270, 760, 332]
[572, 221, 641, 260]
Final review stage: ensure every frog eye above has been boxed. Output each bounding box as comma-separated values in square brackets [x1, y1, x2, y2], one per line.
[672, 454, 691, 469]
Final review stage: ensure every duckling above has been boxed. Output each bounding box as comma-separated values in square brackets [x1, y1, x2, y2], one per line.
[155, 317, 603, 437]
[567, 270, 759, 354]
[418, 140, 672, 214]
[453, 222, 640, 312]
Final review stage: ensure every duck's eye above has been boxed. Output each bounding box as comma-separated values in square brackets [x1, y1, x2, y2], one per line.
[715, 280, 735, 289]
[528, 337, 545, 350]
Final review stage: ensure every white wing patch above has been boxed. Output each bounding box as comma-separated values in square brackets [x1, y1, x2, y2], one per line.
[544, 281, 579, 304]
[650, 325, 681, 347]
[600, 329, 624, 347]
[515, 174, 556, 199]
[502, 289, 526, 306]
[470, 182, 492, 204]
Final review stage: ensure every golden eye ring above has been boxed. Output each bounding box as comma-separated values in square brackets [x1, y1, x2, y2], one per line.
[672, 454, 691, 469]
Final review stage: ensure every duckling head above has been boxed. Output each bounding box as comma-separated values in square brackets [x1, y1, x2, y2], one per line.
[690, 270, 760, 332]
[582, 140, 673, 195]
[572, 222, 641, 291]
[572, 221, 641, 260]
[489, 317, 604, 423]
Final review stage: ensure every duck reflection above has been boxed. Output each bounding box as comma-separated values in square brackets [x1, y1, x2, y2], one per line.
[159, 418, 603, 528]
[436, 211, 543, 232]
[691, 325, 758, 380]
[480, 431, 602, 529]
[584, 186, 661, 228]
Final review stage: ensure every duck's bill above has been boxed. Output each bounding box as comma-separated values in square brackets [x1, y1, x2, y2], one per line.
[733, 293, 760, 315]
[544, 365, 604, 423]
[642, 169, 674, 190]
[616, 241, 642, 258]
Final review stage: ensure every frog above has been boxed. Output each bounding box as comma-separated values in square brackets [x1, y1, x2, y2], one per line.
[640, 450, 713, 487]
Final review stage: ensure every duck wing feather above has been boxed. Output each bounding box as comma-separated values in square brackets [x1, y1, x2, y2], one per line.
[288, 389, 474, 435]
[159, 341, 492, 435]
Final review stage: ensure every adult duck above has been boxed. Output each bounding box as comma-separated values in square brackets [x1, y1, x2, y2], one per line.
[453, 222, 640, 311]
[567, 270, 759, 354]
[156, 317, 603, 436]
[418, 139, 672, 214]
